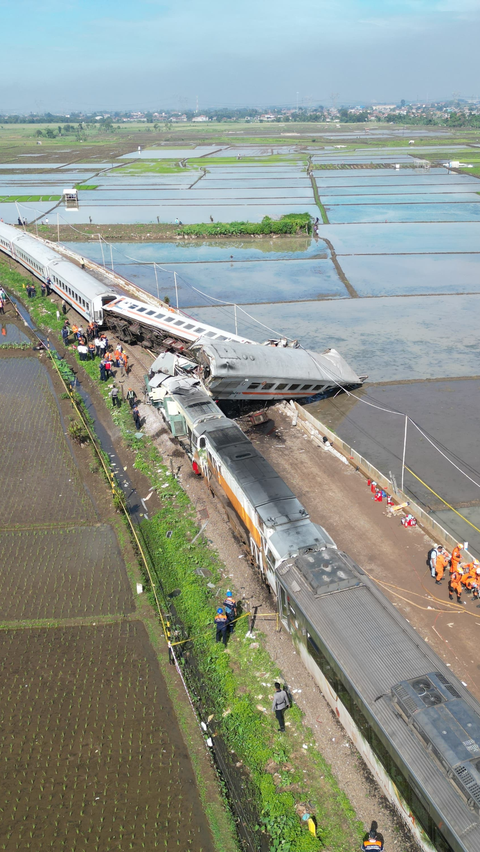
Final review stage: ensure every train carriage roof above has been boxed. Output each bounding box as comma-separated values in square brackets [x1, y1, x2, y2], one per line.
[278, 550, 480, 849]
[48, 259, 117, 300]
[207, 425, 310, 525]
[198, 341, 362, 386]
[0, 224, 61, 266]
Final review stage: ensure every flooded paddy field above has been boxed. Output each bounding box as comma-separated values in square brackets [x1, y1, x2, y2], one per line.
[66, 237, 349, 305]
[0, 327, 216, 851]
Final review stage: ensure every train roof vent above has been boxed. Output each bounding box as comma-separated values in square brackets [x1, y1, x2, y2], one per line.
[392, 683, 419, 718]
[454, 765, 480, 809]
[435, 672, 462, 699]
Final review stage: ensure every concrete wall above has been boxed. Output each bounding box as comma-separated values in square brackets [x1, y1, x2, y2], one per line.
[291, 401, 476, 563]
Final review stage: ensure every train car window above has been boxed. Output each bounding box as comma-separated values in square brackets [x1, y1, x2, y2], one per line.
[301, 384, 313, 391]
[289, 384, 300, 390]
[370, 730, 391, 772]
[276, 383, 288, 390]
[198, 437, 206, 449]
[263, 383, 274, 390]
[409, 785, 430, 837]
[136, 307, 147, 313]
[313, 385, 324, 391]
[145, 310, 157, 316]
[432, 827, 455, 852]
[204, 331, 216, 337]
[183, 324, 195, 330]
[390, 762, 410, 802]
[163, 316, 175, 322]
[249, 383, 260, 389]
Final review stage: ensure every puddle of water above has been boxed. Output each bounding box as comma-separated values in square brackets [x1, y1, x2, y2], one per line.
[0, 324, 30, 344]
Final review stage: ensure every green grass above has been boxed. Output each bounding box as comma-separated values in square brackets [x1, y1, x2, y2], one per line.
[179, 213, 312, 237]
[74, 184, 98, 190]
[114, 160, 193, 175]
[0, 194, 61, 202]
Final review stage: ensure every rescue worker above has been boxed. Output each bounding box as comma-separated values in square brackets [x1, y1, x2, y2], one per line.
[435, 546, 449, 584]
[126, 388, 136, 409]
[449, 566, 464, 604]
[215, 607, 228, 646]
[223, 590, 237, 633]
[61, 325, 69, 345]
[362, 823, 384, 851]
[114, 348, 122, 367]
[462, 561, 480, 595]
[450, 543, 463, 573]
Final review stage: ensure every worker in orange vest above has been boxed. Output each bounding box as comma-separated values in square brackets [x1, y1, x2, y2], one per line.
[214, 608, 228, 646]
[462, 561, 480, 598]
[435, 547, 449, 584]
[450, 543, 463, 573]
[449, 567, 464, 604]
[362, 823, 384, 851]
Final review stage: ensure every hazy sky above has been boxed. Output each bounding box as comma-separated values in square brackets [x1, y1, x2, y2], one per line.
[1, 0, 478, 112]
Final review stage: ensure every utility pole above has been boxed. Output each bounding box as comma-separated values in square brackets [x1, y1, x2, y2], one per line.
[98, 234, 105, 268]
[401, 416, 408, 493]
[174, 271, 179, 310]
[57, 211, 60, 242]
[153, 263, 159, 300]
[110, 243, 114, 272]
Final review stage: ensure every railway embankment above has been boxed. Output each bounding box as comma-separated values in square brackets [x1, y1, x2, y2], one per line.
[1, 258, 371, 852]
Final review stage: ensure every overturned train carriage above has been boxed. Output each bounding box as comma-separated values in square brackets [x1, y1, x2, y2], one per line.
[192, 340, 364, 400]
[156, 374, 480, 852]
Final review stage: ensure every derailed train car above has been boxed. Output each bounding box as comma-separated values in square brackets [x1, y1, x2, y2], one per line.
[193, 340, 364, 400]
[156, 375, 480, 852]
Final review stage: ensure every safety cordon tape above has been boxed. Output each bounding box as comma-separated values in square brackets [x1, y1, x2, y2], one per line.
[362, 565, 480, 620]
[405, 465, 480, 536]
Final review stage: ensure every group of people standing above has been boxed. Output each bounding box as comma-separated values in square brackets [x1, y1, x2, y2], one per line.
[429, 543, 480, 603]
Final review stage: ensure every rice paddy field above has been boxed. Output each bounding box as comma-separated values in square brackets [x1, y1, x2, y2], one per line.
[0, 333, 217, 851]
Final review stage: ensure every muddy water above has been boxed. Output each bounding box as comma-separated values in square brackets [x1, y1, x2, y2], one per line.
[0, 323, 30, 344]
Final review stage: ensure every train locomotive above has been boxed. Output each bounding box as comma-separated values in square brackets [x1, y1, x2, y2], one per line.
[156, 375, 480, 852]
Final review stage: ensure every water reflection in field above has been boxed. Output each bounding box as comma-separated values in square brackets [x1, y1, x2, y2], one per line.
[188, 294, 480, 383]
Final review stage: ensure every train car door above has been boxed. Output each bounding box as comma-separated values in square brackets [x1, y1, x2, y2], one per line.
[279, 586, 289, 631]
[249, 536, 264, 577]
